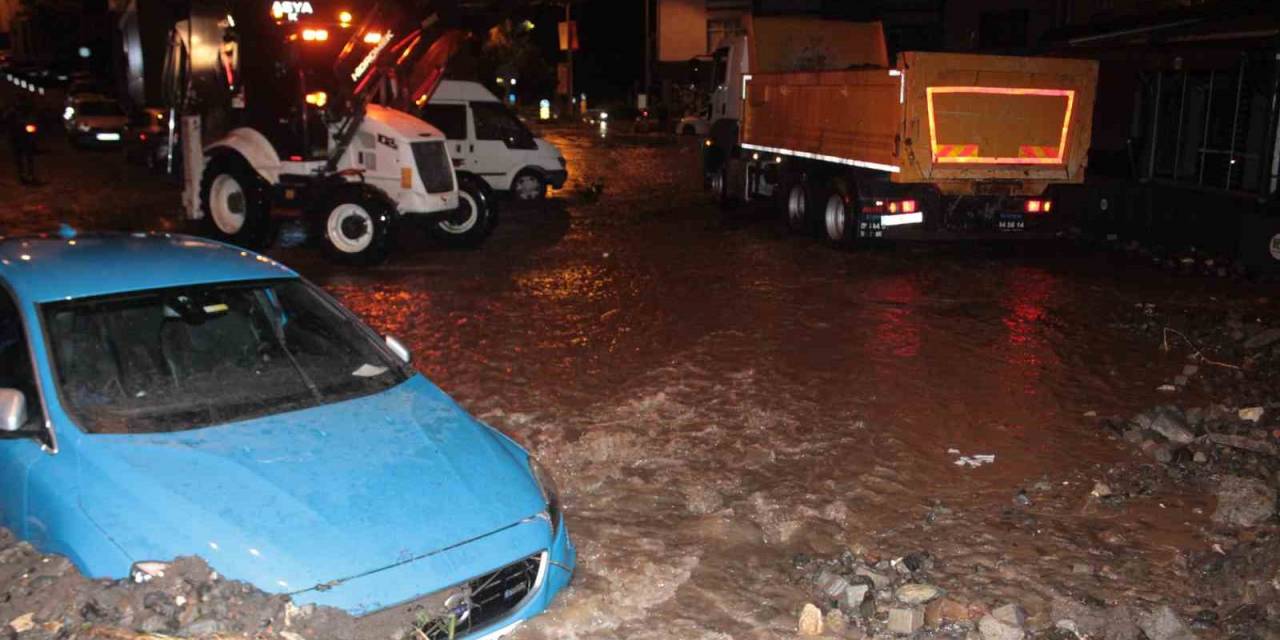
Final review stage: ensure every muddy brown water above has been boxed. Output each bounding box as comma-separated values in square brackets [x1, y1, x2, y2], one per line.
[2, 121, 1269, 638]
[270, 128, 1272, 638]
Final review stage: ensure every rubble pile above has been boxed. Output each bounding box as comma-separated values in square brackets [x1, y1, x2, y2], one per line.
[0, 529, 364, 640]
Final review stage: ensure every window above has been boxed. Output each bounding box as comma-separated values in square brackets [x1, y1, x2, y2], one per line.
[421, 103, 468, 140]
[472, 102, 536, 149]
[0, 288, 44, 432]
[42, 279, 409, 434]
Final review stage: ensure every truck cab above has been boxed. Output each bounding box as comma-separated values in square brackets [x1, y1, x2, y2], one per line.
[421, 80, 567, 202]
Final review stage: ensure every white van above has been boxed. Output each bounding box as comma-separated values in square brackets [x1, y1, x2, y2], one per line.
[422, 80, 567, 201]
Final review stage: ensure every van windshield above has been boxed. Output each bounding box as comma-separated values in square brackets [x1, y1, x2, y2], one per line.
[42, 279, 409, 434]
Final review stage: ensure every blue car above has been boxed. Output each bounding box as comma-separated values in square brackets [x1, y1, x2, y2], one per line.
[0, 232, 573, 639]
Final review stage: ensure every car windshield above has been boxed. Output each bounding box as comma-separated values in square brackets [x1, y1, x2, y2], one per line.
[78, 101, 123, 117]
[42, 279, 409, 434]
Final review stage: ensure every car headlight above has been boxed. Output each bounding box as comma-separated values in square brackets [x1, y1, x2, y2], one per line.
[76, 122, 90, 132]
[528, 457, 562, 536]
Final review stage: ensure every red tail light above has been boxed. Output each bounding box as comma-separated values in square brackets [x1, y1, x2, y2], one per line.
[139, 133, 147, 141]
[1025, 200, 1043, 213]
[901, 199, 917, 213]
[23, 123, 36, 134]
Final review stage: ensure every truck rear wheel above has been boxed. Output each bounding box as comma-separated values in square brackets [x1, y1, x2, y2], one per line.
[199, 154, 273, 249]
[823, 184, 863, 248]
[317, 189, 394, 265]
[432, 176, 496, 248]
[784, 181, 813, 235]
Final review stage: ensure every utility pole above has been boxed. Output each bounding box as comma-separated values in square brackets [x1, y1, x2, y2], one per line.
[565, 1, 574, 111]
[642, 0, 651, 106]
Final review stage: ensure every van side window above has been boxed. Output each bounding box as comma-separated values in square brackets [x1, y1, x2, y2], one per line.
[421, 104, 467, 140]
[472, 103, 536, 149]
[0, 288, 44, 430]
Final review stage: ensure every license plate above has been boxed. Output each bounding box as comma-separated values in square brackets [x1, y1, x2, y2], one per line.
[882, 212, 923, 227]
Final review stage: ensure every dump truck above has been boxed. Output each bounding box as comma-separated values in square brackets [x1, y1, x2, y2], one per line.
[704, 17, 1099, 245]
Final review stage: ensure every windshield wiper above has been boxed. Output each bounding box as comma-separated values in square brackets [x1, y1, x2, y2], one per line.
[265, 318, 323, 403]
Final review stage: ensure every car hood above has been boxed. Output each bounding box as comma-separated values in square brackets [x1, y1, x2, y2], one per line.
[73, 375, 544, 595]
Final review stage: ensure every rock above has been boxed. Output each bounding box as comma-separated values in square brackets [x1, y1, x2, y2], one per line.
[280, 633, 307, 640]
[924, 598, 971, 628]
[1238, 406, 1265, 423]
[1072, 563, 1093, 575]
[854, 566, 893, 590]
[1242, 327, 1280, 350]
[992, 604, 1027, 627]
[798, 603, 823, 636]
[979, 613, 1025, 640]
[1153, 444, 1173, 463]
[181, 617, 226, 637]
[1050, 598, 1141, 640]
[137, 614, 174, 634]
[1174, 375, 1189, 386]
[8, 612, 35, 633]
[1090, 482, 1112, 498]
[840, 582, 872, 612]
[1136, 407, 1195, 445]
[896, 583, 942, 605]
[888, 607, 924, 634]
[1193, 451, 1208, 464]
[1212, 476, 1276, 527]
[815, 569, 851, 599]
[1182, 364, 1199, 377]
[1137, 606, 1195, 640]
[825, 609, 849, 635]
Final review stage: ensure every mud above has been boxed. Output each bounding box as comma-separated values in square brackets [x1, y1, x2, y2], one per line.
[2, 120, 1278, 639]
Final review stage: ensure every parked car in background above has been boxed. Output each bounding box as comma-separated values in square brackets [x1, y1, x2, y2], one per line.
[677, 111, 710, 137]
[64, 96, 127, 148]
[0, 232, 575, 637]
[123, 107, 173, 171]
[421, 80, 568, 202]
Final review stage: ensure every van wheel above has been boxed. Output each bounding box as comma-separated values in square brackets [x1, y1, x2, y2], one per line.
[199, 153, 274, 249]
[316, 187, 394, 265]
[511, 171, 547, 202]
[433, 176, 497, 248]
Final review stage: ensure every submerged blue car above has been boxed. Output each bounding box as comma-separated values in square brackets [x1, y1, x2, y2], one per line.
[0, 232, 573, 638]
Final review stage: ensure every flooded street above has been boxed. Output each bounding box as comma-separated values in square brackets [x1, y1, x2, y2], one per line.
[1, 118, 1274, 638]
[261, 128, 1271, 637]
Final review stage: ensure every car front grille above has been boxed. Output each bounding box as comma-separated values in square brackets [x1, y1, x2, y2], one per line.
[411, 141, 454, 194]
[355, 552, 544, 640]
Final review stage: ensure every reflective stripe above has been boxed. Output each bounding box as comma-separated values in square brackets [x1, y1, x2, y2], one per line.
[739, 143, 901, 174]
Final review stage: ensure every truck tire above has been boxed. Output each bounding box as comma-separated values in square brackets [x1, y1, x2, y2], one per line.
[316, 186, 395, 265]
[432, 175, 496, 248]
[822, 187, 862, 248]
[784, 179, 816, 235]
[199, 153, 274, 250]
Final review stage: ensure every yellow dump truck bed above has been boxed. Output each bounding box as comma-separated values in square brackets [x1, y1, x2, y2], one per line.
[742, 51, 1098, 196]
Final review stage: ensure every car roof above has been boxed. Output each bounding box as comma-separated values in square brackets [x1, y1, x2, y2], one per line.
[0, 233, 297, 304]
[431, 80, 501, 104]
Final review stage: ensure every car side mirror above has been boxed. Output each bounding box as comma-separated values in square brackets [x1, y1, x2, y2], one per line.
[0, 388, 28, 433]
[384, 335, 412, 364]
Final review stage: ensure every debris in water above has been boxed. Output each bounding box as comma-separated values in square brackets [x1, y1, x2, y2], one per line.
[797, 602, 823, 636]
[952, 452, 996, 468]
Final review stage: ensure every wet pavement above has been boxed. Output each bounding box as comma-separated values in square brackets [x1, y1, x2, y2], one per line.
[3, 111, 1278, 637]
